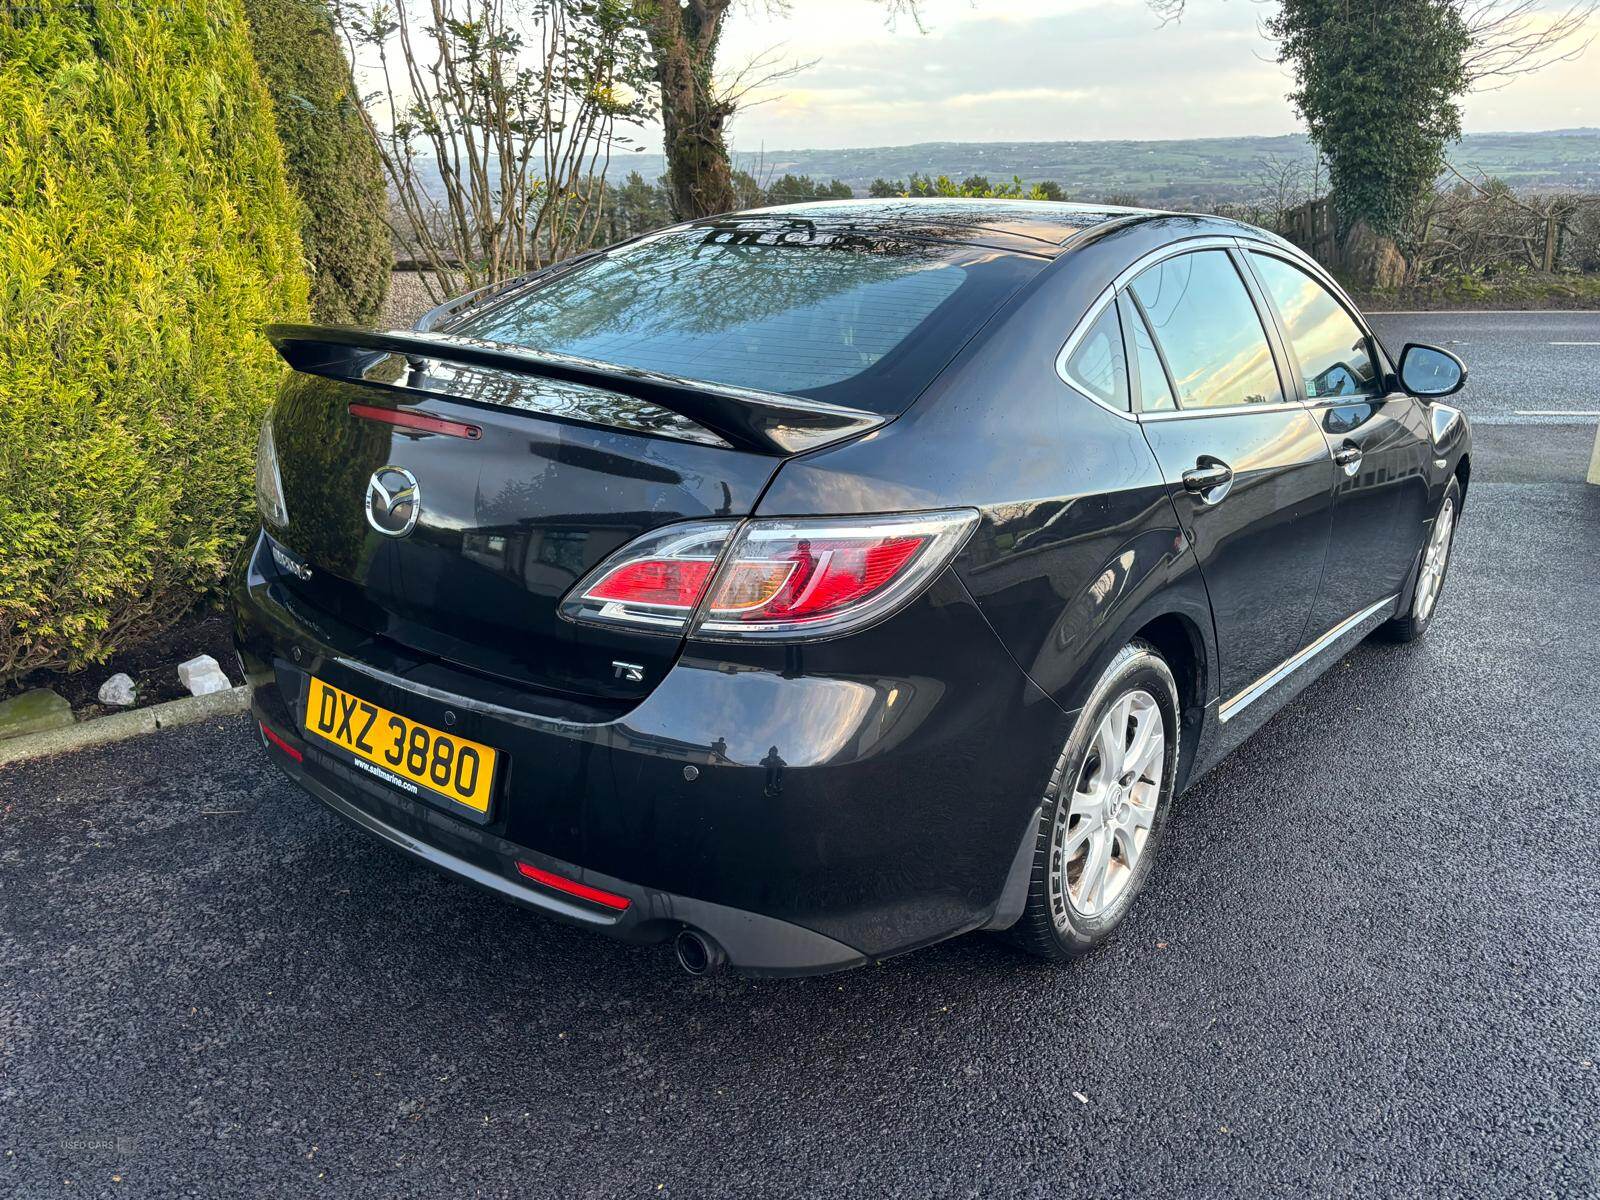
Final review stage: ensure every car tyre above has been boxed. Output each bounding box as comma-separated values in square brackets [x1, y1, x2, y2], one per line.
[1007, 640, 1181, 964]
[1378, 477, 1462, 644]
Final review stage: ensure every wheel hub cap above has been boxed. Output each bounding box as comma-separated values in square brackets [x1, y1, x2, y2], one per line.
[1049, 689, 1165, 922]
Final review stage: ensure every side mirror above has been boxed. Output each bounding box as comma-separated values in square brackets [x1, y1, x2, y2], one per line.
[1397, 343, 1467, 399]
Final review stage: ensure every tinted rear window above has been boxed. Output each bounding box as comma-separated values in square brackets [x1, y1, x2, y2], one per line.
[452, 226, 1043, 414]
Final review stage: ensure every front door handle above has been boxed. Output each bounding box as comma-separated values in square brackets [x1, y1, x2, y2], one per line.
[1333, 444, 1363, 474]
[1182, 459, 1234, 499]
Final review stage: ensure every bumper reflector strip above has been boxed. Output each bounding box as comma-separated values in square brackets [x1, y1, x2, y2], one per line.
[260, 721, 303, 763]
[515, 861, 631, 911]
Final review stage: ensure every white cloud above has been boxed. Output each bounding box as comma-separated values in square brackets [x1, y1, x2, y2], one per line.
[687, 0, 1596, 151]
[941, 87, 1100, 108]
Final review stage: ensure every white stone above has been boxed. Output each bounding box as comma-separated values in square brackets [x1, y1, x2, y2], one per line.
[177, 654, 231, 697]
[97, 672, 137, 707]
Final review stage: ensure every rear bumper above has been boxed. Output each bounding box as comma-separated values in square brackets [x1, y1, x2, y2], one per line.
[231, 531, 1065, 975]
[249, 702, 864, 975]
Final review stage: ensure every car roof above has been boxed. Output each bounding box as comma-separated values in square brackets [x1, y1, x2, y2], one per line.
[682, 198, 1168, 257]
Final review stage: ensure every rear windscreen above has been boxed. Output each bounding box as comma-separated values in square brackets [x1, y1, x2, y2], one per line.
[451, 225, 1044, 414]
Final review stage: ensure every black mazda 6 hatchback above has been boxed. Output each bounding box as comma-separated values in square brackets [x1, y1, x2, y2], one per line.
[233, 199, 1472, 975]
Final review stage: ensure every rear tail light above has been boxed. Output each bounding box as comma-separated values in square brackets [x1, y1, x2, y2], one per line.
[254, 411, 289, 529]
[559, 521, 732, 631]
[559, 510, 978, 642]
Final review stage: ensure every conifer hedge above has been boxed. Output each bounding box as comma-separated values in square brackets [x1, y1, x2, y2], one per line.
[0, 0, 309, 682]
[241, 0, 391, 324]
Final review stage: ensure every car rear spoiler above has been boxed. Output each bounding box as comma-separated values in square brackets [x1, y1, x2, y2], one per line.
[264, 324, 885, 456]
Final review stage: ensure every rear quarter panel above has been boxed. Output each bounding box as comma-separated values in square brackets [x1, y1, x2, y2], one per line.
[759, 220, 1220, 759]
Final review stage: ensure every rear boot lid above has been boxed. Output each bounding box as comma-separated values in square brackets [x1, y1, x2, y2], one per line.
[261, 326, 884, 702]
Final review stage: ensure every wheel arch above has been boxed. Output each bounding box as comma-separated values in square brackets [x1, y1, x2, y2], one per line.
[1128, 610, 1208, 792]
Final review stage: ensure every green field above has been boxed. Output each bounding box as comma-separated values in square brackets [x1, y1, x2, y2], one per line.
[603, 128, 1600, 203]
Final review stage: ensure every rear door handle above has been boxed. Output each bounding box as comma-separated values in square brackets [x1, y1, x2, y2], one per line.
[1182, 459, 1234, 499]
[1333, 444, 1363, 474]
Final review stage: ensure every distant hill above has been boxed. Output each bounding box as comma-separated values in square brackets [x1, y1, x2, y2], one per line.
[595, 128, 1600, 203]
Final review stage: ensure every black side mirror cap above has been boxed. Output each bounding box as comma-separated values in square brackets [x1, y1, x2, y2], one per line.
[1396, 342, 1467, 399]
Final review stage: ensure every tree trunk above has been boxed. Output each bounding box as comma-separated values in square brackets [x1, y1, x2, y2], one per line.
[640, 0, 736, 220]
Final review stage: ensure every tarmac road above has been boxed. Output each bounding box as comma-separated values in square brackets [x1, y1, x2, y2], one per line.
[2, 392, 1597, 1196]
[1369, 309, 1600, 425]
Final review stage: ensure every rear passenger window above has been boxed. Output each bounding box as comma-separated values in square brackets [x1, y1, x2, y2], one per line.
[1130, 250, 1283, 410]
[1063, 301, 1129, 410]
[1124, 299, 1176, 413]
[1250, 252, 1381, 399]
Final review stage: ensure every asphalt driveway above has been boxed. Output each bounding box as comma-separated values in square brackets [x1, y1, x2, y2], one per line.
[3, 424, 1597, 1199]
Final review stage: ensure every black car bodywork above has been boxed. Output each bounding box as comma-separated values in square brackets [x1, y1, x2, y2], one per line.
[231, 200, 1471, 975]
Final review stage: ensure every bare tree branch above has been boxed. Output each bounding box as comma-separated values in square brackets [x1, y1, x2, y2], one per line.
[718, 44, 817, 112]
[332, 0, 656, 299]
[1148, 0, 1596, 87]
[1457, 0, 1598, 87]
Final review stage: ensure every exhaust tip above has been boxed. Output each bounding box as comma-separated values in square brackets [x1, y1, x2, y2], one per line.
[674, 928, 726, 976]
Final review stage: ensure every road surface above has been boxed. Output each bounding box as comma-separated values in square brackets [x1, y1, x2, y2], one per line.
[2, 345, 1598, 1199]
[1368, 309, 1600, 424]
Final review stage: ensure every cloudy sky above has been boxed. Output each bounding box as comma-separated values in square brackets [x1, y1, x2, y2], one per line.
[695, 0, 1596, 151]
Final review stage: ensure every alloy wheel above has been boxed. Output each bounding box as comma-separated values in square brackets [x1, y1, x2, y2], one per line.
[1415, 497, 1456, 623]
[1051, 690, 1165, 921]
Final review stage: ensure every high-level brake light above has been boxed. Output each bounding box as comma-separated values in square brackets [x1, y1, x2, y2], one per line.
[348, 402, 483, 440]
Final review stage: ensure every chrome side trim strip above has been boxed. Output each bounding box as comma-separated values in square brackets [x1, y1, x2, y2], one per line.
[333, 656, 594, 731]
[1138, 399, 1310, 422]
[1218, 594, 1398, 723]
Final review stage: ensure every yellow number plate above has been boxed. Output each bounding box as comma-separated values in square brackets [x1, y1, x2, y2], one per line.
[304, 676, 497, 815]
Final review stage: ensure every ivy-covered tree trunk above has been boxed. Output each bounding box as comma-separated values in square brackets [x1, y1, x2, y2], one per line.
[1269, 0, 1470, 246]
[637, 0, 736, 220]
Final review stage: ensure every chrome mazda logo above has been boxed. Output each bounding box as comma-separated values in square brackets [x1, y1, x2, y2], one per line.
[365, 466, 420, 537]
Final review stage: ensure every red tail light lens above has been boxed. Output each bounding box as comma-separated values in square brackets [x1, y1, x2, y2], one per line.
[560, 511, 978, 642]
[707, 535, 923, 623]
[583, 558, 717, 609]
[559, 520, 735, 632]
[696, 513, 977, 639]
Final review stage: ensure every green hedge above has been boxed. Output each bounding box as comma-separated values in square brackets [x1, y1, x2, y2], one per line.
[241, 0, 391, 324]
[0, 0, 309, 683]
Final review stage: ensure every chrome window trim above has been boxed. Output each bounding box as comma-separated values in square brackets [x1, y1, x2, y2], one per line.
[1055, 233, 1372, 424]
[1059, 235, 1313, 423]
[1241, 243, 1388, 402]
[1240, 241, 1373, 338]
[1109, 234, 1243, 293]
[1123, 238, 1295, 416]
[1054, 286, 1137, 422]
[1218, 594, 1398, 722]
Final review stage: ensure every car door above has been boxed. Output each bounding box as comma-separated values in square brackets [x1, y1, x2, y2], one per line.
[1243, 248, 1432, 633]
[1118, 243, 1337, 702]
